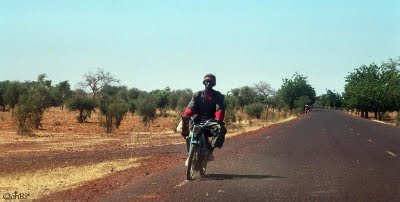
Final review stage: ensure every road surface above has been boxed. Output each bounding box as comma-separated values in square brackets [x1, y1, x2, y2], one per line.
[104, 110, 400, 201]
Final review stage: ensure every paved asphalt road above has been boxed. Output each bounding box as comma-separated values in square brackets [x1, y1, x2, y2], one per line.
[105, 110, 400, 201]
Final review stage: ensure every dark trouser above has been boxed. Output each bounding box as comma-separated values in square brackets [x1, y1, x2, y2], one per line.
[185, 124, 227, 153]
[211, 124, 227, 149]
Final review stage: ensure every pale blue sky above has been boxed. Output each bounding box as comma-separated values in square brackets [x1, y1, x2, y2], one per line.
[1, 0, 399, 95]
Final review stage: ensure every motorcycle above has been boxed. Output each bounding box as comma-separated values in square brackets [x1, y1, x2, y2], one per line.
[186, 116, 220, 180]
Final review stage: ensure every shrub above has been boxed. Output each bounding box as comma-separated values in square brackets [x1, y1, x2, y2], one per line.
[66, 96, 96, 123]
[224, 95, 238, 125]
[129, 101, 136, 115]
[99, 98, 129, 133]
[225, 109, 237, 125]
[245, 103, 264, 119]
[169, 89, 192, 111]
[396, 111, 400, 123]
[14, 74, 52, 135]
[14, 102, 34, 135]
[134, 94, 158, 126]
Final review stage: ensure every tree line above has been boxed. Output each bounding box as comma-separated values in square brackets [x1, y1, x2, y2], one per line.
[343, 57, 400, 120]
[0, 68, 316, 135]
[315, 57, 400, 121]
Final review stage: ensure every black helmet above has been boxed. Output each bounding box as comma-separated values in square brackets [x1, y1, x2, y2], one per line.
[202, 73, 216, 86]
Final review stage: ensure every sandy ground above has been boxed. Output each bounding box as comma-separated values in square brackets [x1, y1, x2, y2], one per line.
[0, 108, 296, 200]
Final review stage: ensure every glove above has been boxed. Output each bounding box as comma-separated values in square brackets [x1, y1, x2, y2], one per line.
[215, 119, 225, 125]
[181, 115, 191, 122]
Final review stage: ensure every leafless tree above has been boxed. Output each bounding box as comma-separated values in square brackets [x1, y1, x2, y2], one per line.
[78, 68, 119, 99]
[253, 81, 276, 98]
[254, 81, 276, 122]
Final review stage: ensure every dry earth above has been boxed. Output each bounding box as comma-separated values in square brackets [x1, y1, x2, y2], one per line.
[0, 108, 296, 200]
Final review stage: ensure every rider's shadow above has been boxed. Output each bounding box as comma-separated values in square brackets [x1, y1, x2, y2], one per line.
[202, 174, 286, 181]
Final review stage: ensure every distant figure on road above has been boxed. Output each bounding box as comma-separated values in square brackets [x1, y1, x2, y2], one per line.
[304, 105, 311, 114]
[179, 73, 227, 166]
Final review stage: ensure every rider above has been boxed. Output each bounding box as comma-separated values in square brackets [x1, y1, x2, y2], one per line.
[304, 104, 311, 114]
[181, 73, 227, 165]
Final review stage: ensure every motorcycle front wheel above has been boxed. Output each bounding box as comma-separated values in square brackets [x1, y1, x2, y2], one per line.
[186, 144, 198, 180]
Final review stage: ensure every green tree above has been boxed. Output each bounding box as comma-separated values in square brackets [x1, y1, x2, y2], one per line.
[150, 87, 171, 117]
[319, 90, 343, 109]
[224, 94, 238, 124]
[134, 93, 158, 125]
[344, 64, 382, 118]
[127, 87, 142, 114]
[55, 81, 73, 109]
[14, 97, 35, 135]
[316, 94, 329, 108]
[267, 94, 287, 111]
[377, 59, 400, 119]
[3, 81, 23, 114]
[230, 86, 258, 110]
[14, 74, 53, 134]
[98, 85, 130, 132]
[127, 87, 141, 100]
[99, 85, 128, 100]
[254, 81, 276, 121]
[277, 73, 316, 114]
[66, 95, 96, 123]
[245, 103, 264, 119]
[99, 97, 129, 133]
[168, 89, 193, 112]
[0, 81, 10, 112]
[48, 81, 73, 109]
[343, 58, 400, 119]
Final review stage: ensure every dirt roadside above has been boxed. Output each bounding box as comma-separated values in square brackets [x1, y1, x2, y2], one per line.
[42, 124, 287, 201]
[0, 108, 296, 200]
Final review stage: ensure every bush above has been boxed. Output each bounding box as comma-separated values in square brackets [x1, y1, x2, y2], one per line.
[168, 89, 192, 111]
[14, 74, 52, 135]
[396, 111, 400, 123]
[66, 96, 96, 123]
[99, 98, 129, 133]
[14, 102, 34, 135]
[245, 103, 264, 119]
[134, 94, 158, 125]
[129, 101, 136, 115]
[225, 109, 237, 125]
[224, 95, 238, 125]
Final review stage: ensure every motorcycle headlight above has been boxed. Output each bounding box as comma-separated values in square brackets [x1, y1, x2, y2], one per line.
[193, 125, 201, 134]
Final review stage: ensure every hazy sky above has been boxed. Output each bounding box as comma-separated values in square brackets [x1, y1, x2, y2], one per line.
[1, 1, 399, 95]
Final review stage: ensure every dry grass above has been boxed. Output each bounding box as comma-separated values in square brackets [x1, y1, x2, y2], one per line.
[347, 110, 399, 126]
[0, 108, 297, 155]
[0, 108, 298, 200]
[0, 133, 122, 157]
[0, 108, 177, 134]
[226, 115, 297, 138]
[0, 157, 147, 199]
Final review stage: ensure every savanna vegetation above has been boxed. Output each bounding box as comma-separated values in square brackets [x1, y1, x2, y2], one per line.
[315, 57, 400, 123]
[3, 57, 399, 136]
[0, 68, 317, 135]
[343, 58, 400, 121]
